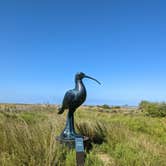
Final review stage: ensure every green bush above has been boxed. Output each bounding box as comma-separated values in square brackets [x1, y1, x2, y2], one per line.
[100, 104, 110, 109]
[139, 101, 166, 117]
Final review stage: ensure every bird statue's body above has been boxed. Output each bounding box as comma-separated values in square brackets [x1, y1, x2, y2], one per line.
[58, 74, 86, 114]
[58, 72, 100, 140]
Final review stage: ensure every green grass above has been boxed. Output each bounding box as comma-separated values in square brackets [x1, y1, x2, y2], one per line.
[0, 104, 166, 165]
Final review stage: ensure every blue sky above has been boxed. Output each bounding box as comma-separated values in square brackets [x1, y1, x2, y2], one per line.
[0, 0, 166, 105]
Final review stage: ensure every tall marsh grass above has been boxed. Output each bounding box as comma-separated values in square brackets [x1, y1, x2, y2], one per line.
[0, 104, 166, 165]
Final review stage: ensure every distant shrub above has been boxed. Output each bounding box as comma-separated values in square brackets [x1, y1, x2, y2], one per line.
[111, 106, 121, 109]
[139, 100, 166, 117]
[100, 104, 110, 109]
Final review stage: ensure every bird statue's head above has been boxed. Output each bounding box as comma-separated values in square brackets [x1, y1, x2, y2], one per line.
[75, 72, 101, 85]
[75, 72, 86, 80]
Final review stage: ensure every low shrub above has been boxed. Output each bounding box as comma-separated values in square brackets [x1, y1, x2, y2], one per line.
[100, 104, 110, 109]
[139, 101, 166, 117]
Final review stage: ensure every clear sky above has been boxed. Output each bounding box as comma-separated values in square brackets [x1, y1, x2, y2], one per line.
[0, 0, 166, 105]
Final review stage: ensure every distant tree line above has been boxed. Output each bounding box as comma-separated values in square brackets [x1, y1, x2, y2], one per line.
[98, 104, 121, 109]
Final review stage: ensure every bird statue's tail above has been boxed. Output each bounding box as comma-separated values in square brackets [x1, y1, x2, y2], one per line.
[57, 106, 65, 114]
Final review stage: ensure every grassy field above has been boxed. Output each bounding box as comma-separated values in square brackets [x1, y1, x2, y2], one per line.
[0, 104, 166, 166]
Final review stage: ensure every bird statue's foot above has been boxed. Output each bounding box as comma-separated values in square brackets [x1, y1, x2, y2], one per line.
[60, 131, 83, 140]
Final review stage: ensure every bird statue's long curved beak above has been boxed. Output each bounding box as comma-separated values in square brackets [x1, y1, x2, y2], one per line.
[85, 75, 101, 85]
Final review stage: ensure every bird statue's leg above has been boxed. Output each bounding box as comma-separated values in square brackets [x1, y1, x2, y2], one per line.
[68, 109, 80, 136]
[70, 108, 82, 137]
[71, 111, 75, 134]
[68, 110, 75, 135]
[60, 109, 81, 139]
[60, 110, 75, 139]
[61, 111, 72, 138]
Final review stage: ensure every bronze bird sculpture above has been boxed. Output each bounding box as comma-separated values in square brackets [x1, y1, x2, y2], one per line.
[58, 72, 101, 140]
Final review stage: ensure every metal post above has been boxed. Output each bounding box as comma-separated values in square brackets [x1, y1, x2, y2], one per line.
[75, 137, 85, 166]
